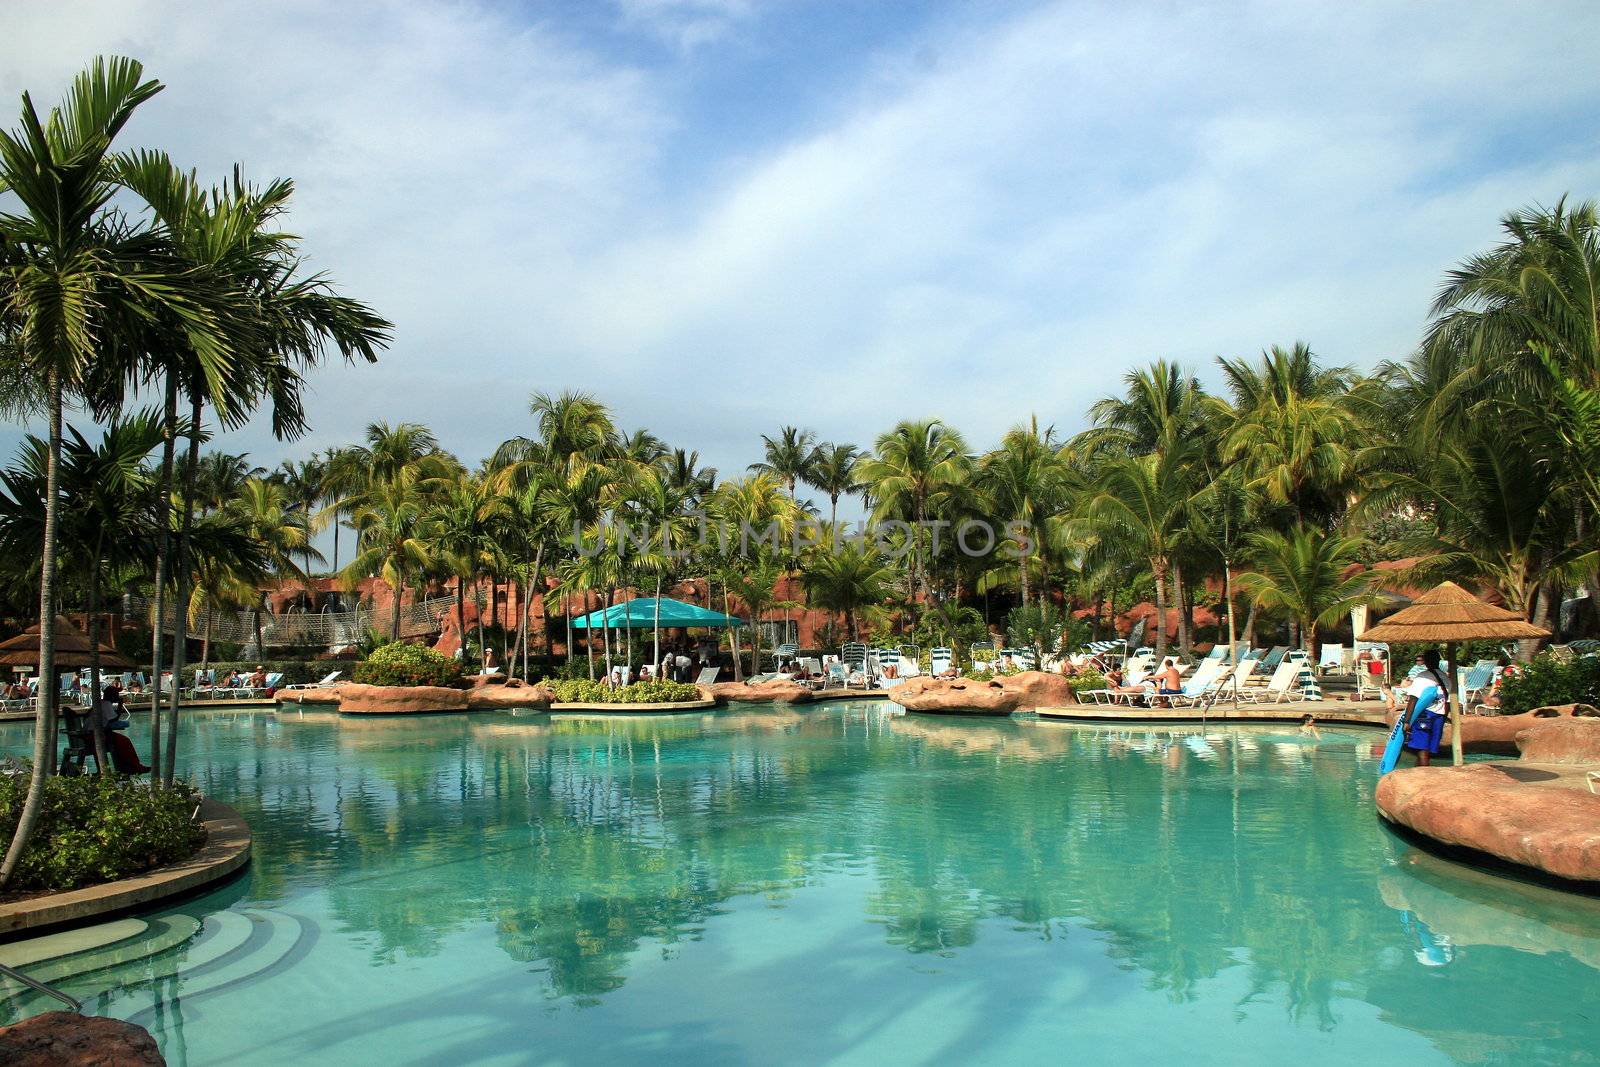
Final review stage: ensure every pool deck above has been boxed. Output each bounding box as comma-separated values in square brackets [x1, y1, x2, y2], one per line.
[1034, 700, 1389, 727]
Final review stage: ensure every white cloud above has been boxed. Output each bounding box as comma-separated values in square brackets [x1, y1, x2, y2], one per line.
[3, 0, 1599, 481]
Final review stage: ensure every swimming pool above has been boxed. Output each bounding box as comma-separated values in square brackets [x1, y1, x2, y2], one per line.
[2, 704, 1596, 1064]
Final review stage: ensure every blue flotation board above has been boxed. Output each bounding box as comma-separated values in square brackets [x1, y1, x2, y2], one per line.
[1378, 714, 1409, 774]
[1380, 682, 1443, 774]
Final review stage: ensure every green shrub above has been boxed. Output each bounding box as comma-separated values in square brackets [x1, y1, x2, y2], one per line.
[0, 772, 207, 893]
[543, 678, 702, 704]
[1497, 653, 1600, 714]
[353, 643, 464, 688]
[1068, 668, 1108, 695]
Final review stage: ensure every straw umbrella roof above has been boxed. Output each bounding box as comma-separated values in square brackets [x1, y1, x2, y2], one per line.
[0, 617, 135, 670]
[1359, 581, 1550, 643]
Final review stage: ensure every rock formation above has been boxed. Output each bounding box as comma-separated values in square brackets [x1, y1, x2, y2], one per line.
[890, 671, 1079, 715]
[0, 1012, 164, 1066]
[1376, 764, 1600, 885]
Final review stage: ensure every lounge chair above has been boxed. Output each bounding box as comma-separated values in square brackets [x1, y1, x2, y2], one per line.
[1318, 644, 1346, 675]
[840, 642, 869, 688]
[798, 657, 826, 689]
[1161, 661, 1225, 707]
[929, 647, 954, 677]
[694, 666, 720, 686]
[773, 643, 799, 669]
[284, 671, 344, 691]
[1459, 662, 1497, 707]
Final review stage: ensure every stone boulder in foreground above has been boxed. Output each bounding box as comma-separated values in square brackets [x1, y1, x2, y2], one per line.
[891, 671, 1078, 715]
[1377, 719, 1600, 885]
[0, 1012, 164, 1066]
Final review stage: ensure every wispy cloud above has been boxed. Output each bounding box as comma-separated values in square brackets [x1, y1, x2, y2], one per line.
[2, 0, 1599, 477]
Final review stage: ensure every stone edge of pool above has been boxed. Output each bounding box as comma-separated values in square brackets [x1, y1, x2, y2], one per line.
[0, 798, 251, 938]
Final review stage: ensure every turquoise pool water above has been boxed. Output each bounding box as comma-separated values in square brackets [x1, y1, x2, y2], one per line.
[2, 704, 1597, 1064]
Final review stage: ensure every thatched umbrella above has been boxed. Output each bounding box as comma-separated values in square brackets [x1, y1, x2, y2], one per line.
[0, 616, 134, 672]
[1359, 581, 1549, 765]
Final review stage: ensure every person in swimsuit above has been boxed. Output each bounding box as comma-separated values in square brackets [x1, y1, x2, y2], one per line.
[1153, 658, 1183, 708]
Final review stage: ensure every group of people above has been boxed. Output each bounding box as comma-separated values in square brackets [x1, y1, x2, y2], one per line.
[614, 639, 717, 686]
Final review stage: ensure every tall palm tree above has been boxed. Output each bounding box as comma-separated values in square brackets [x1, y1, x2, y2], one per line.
[857, 420, 971, 605]
[749, 426, 817, 501]
[977, 418, 1071, 605]
[342, 467, 435, 641]
[0, 57, 242, 881]
[804, 442, 860, 528]
[1076, 449, 1193, 660]
[427, 476, 509, 669]
[1215, 343, 1358, 523]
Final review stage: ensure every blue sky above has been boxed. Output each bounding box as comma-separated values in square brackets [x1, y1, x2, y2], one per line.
[5, 0, 1600, 482]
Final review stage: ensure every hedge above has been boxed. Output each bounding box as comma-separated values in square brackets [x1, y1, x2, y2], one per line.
[353, 643, 464, 688]
[1497, 653, 1600, 715]
[0, 772, 207, 893]
[544, 678, 703, 704]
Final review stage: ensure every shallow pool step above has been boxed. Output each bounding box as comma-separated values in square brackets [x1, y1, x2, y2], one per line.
[15, 915, 202, 990]
[0, 917, 149, 969]
[118, 910, 310, 1026]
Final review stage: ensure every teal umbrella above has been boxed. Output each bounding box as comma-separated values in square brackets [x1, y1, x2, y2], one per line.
[570, 596, 745, 630]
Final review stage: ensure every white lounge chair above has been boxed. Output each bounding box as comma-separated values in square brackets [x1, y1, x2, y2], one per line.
[283, 671, 344, 691]
[694, 666, 720, 686]
[929, 647, 953, 676]
[1318, 644, 1345, 675]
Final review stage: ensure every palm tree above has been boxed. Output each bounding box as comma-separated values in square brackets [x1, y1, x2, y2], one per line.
[1077, 449, 1193, 660]
[342, 467, 435, 641]
[0, 413, 165, 770]
[800, 539, 893, 641]
[228, 477, 322, 656]
[0, 57, 244, 881]
[1235, 525, 1376, 649]
[427, 476, 509, 669]
[750, 426, 817, 501]
[857, 420, 971, 605]
[977, 418, 1070, 605]
[624, 470, 696, 669]
[1215, 343, 1358, 523]
[804, 442, 860, 528]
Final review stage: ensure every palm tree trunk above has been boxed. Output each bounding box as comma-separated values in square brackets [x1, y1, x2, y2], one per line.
[201, 608, 212, 677]
[1, 368, 65, 888]
[1223, 559, 1237, 661]
[474, 580, 486, 672]
[164, 389, 202, 783]
[147, 372, 178, 784]
[456, 578, 467, 666]
[1151, 558, 1168, 661]
[1173, 562, 1190, 657]
[602, 586, 614, 679]
[723, 588, 744, 682]
[390, 570, 402, 642]
[88, 526, 107, 774]
[652, 573, 663, 672]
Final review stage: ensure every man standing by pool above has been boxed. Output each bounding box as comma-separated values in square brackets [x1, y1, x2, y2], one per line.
[1401, 650, 1451, 766]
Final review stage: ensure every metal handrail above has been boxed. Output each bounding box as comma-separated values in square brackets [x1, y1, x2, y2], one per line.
[0, 961, 83, 1013]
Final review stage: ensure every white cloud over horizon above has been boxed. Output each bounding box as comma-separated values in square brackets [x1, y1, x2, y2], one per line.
[3, 0, 1599, 483]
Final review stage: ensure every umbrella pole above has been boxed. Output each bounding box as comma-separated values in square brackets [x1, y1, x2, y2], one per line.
[1448, 640, 1462, 767]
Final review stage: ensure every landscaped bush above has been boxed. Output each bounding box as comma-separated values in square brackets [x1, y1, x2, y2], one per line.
[1068, 668, 1108, 695]
[1496, 653, 1600, 714]
[544, 678, 702, 704]
[353, 643, 464, 688]
[0, 772, 207, 894]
